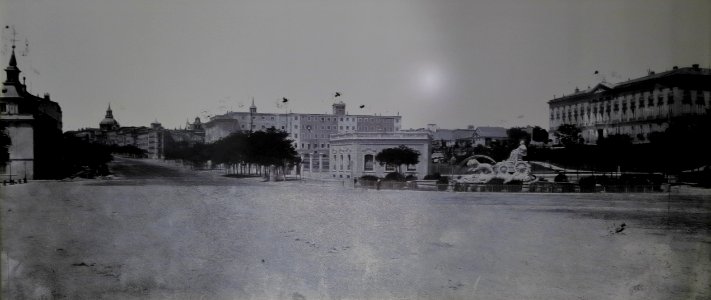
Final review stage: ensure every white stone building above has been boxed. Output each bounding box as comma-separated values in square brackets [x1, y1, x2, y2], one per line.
[328, 132, 431, 179]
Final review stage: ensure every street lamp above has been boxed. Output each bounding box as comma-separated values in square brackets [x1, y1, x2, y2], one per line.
[449, 156, 457, 178]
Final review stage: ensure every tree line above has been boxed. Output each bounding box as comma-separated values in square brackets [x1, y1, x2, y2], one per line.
[164, 128, 300, 178]
[531, 110, 711, 177]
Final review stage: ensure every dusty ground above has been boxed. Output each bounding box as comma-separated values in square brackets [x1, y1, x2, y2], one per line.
[2, 157, 710, 299]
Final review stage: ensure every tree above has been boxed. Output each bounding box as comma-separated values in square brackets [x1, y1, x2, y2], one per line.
[554, 124, 583, 147]
[375, 145, 420, 174]
[211, 132, 249, 174]
[597, 134, 633, 171]
[532, 126, 549, 144]
[506, 127, 531, 146]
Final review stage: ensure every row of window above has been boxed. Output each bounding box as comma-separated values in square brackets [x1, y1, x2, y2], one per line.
[553, 90, 708, 120]
[300, 143, 330, 149]
[238, 114, 399, 123]
[240, 124, 286, 130]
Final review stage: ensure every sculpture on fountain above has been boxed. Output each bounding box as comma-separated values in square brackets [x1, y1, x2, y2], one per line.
[455, 140, 535, 184]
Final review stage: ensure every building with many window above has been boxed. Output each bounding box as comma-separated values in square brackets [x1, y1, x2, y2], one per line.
[1, 46, 63, 180]
[549, 65, 710, 144]
[204, 100, 402, 175]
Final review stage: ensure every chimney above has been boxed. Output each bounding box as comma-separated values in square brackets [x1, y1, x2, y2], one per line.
[692, 64, 700, 70]
[43, 93, 50, 100]
[672, 66, 678, 70]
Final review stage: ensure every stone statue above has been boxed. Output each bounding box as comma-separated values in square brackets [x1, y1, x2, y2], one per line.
[507, 140, 527, 163]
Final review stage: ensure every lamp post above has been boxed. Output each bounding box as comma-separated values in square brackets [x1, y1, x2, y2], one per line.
[449, 156, 457, 178]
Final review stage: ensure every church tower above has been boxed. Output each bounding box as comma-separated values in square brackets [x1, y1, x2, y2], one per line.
[99, 103, 120, 131]
[249, 98, 257, 114]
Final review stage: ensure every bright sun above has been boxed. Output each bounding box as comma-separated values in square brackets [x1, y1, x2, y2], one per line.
[416, 64, 445, 96]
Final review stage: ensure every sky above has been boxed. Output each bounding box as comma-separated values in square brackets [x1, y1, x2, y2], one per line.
[1, 0, 709, 131]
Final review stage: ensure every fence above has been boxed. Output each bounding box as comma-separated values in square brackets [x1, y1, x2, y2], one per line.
[356, 180, 662, 193]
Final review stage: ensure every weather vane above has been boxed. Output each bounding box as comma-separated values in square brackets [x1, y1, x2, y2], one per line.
[2, 25, 30, 60]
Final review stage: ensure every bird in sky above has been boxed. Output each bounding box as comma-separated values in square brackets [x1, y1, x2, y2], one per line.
[282, 97, 289, 103]
[359, 104, 365, 109]
[335, 92, 341, 97]
[594, 70, 599, 74]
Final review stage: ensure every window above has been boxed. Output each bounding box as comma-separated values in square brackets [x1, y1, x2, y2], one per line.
[241, 125, 245, 128]
[407, 164, 416, 171]
[307, 144, 311, 149]
[294, 125, 298, 129]
[261, 116, 265, 120]
[347, 155, 351, 170]
[696, 91, 705, 105]
[682, 90, 692, 104]
[385, 163, 395, 172]
[294, 116, 298, 120]
[340, 126, 343, 130]
[340, 118, 343, 121]
[364, 155, 374, 171]
[295, 133, 298, 138]
[281, 126, 285, 129]
[301, 143, 304, 149]
[321, 144, 325, 148]
[333, 155, 337, 170]
[340, 155, 343, 170]
[667, 93, 674, 104]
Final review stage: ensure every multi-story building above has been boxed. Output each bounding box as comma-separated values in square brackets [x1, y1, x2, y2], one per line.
[329, 132, 431, 179]
[204, 100, 402, 174]
[549, 64, 710, 144]
[0, 46, 63, 180]
[67, 105, 166, 159]
[167, 117, 205, 145]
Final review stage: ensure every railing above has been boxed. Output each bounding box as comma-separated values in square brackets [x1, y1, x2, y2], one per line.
[355, 180, 662, 193]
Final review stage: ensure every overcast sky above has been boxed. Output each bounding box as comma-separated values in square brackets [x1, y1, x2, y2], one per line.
[1, 0, 709, 131]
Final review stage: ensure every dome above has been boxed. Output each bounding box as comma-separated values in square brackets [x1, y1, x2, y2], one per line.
[100, 118, 118, 126]
[100, 103, 120, 130]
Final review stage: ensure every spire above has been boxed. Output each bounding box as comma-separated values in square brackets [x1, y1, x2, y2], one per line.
[105, 103, 114, 119]
[4, 46, 21, 84]
[9, 46, 17, 67]
[249, 97, 257, 114]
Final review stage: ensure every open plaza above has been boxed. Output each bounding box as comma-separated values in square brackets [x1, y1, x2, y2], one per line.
[2, 157, 710, 299]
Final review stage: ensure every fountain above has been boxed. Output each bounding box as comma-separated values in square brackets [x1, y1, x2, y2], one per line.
[454, 141, 535, 184]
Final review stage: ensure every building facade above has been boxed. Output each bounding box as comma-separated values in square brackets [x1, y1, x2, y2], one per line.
[549, 65, 711, 144]
[0, 46, 63, 179]
[67, 105, 167, 159]
[204, 100, 403, 175]
[328, 132, 431, 179]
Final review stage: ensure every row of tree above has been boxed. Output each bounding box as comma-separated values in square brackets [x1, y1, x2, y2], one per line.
[165, 128, 300, 178]
[437, 112, 709, 179]
[533, 111, 711, 175]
